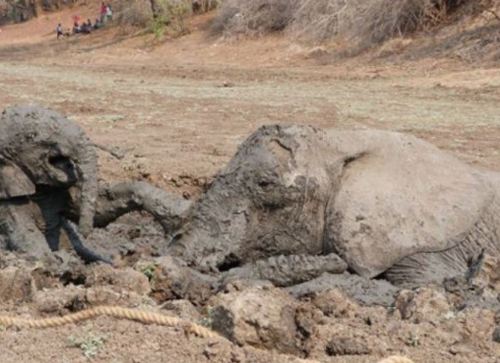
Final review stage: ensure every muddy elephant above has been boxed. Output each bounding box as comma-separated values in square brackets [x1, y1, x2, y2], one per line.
[3, 106, 499, 288]
[165, 124, 500, 286]
[0, 105, 192, 262]
[0, 105, 102, 260]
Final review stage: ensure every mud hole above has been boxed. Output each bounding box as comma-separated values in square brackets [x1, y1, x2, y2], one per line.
[0, 211, 499, 362]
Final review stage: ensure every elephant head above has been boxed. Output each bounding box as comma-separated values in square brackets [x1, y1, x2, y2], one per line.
[167, 124, 358, 273]
[0, 105, 98, 236]
[167, 124, 497, 283]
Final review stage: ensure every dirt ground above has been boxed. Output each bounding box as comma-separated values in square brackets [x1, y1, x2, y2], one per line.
[0, 7, 500, 363]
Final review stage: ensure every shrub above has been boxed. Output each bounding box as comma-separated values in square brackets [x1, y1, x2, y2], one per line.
[347, 0, 451, 48]
[114, 0, 153, 28]
[192, 0, 220, 14]
[212, 0, 477, 48]
[68, 333, 106, 359]
[210, 0, 299, 36]
[114, 0, 191, 37]
[149, 0, 191, 38]
[287, 0, 350, 43]
[1, 0, 85, 24]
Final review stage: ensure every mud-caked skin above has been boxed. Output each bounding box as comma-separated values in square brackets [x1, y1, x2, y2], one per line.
[166, 124, 500, 287]
[2, 105, 499, 288]
[0, 105, 101, 261]
[0, 105, 190, 263]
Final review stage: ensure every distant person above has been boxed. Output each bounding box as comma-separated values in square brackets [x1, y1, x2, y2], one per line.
[72, 14, 81, 25]
[56, 23, 63, 39]
[100, 2, 107, 23]
[73, 20, 80, 34]
[72, 14, 82, 34]
[105, 4, 112, 21]
[81, 21, 91, 34]
[94, 18, 101, 29]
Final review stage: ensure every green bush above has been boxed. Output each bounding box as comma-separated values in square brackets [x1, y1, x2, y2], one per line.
[149, 0, 191, 39]
[114, 0, 191, 38]
[68, 333, 106, 359]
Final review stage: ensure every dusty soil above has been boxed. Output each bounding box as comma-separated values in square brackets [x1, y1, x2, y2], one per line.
[0, 6, 499, 363]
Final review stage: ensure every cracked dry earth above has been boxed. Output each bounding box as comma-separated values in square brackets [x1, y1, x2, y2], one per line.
[1, 17, 500, 363]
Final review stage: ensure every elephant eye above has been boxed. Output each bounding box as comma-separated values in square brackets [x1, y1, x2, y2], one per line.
[49, 155, 72, 169]
[258, 180, 272, 188]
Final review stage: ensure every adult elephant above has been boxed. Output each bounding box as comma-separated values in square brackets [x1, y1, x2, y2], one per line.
[165, 124, 500, 287]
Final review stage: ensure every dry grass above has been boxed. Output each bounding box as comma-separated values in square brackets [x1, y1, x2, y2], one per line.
[347, 0, 451, 47]
[210, 0, 299, 36]
[113, 0, 191, 37]
[113, 0, 154, 27]
[192, 0, 220, 14]
[212, 0, 485, 48]
[1, 0, 81, 24]
[287, 0, 351, 43]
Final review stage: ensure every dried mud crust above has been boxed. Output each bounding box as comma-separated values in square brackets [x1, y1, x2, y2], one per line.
[0, 216, 499, 363]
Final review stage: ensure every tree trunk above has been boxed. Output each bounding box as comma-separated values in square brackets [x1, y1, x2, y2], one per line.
[149, 0, 161, 18]
[29, 0, 41, 17]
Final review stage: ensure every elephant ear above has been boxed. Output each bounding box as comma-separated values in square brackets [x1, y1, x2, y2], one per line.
[0, 157, 36, 199]
[323, 130, 493, 278]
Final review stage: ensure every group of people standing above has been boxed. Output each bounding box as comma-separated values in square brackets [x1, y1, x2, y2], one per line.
[56, 2, 112, 39]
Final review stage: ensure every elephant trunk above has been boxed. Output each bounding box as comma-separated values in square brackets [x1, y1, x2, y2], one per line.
[76, 142, 98, 237]
[168, 226, 223, 272]
[167, 186, 250, 273]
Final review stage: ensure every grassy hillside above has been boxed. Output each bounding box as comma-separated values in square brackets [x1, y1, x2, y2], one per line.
[211, 0, 500, 56]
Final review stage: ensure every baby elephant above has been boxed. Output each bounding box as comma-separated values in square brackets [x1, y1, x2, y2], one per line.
[0, 105, 190, 263]
[0, 105, 105, 261]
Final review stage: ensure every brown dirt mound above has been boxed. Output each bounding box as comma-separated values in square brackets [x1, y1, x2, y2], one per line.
[0, 231, 499, 362]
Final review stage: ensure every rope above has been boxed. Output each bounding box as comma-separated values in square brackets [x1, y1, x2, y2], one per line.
[0, 308, 417, 362]
[0, 306, 218, 339]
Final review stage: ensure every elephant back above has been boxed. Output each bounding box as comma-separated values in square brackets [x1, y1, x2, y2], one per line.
[324, 129, 494, 278]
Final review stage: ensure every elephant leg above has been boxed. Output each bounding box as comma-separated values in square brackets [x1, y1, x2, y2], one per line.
[33, 190, 67, 251]
[68, 181, 192, 234]
[33, 191, 110, 264]
[61, 218, 111, 264]
[383, 243, 477, 287]
[221, 253, 348, 287]
[385, 196, 500, 287]
[0, 200, 52, 258]
[45, 223, 62, 251]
